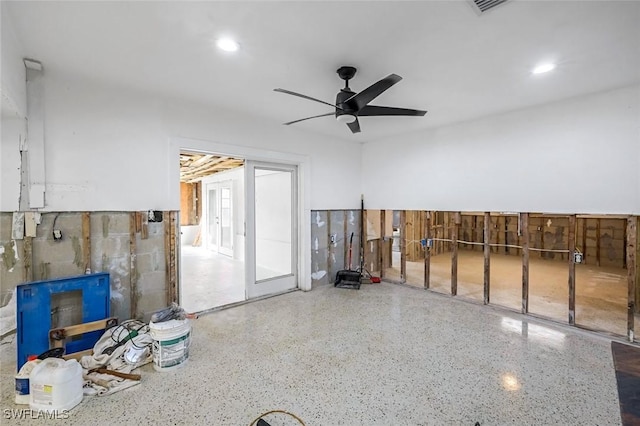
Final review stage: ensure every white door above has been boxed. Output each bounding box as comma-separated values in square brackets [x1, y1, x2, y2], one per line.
[205, 181, 233, 257]
[245, 161, 297, 298]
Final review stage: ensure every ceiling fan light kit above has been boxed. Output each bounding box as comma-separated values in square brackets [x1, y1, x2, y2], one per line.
[336, 114, 357, 124]
[274, 66, 427, 134]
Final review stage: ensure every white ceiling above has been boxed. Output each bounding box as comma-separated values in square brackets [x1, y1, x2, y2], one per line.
[4, 1, 640, 143]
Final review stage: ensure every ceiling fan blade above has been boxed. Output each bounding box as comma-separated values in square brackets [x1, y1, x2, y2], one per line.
[274, 88, 342, 110]
[347, 118, 361, 134]
[345, 74, 402, 110]
[284, 112, 335, 125]
[358, 105, 427, 117]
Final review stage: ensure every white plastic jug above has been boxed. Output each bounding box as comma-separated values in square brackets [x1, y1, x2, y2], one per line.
[29, 358, 83, 412]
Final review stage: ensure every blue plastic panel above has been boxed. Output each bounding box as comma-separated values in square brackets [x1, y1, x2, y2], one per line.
[16, 272, 110, 370]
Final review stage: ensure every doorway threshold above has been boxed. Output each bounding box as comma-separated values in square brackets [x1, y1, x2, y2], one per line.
[192, 288, 300, 317]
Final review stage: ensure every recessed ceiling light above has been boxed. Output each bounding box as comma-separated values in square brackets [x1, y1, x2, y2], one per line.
[532, 63, 556, 74]
[216, 38, 239, 52]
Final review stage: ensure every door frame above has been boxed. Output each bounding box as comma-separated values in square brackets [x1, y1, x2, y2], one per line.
[171, 138, 311, 297]
[245, 161, 298, 299]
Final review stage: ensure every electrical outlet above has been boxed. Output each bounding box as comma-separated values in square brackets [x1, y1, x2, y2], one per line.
[330, 234, 337, 244]
[573, 252, 583, 264]
[52, 229, 62, 241]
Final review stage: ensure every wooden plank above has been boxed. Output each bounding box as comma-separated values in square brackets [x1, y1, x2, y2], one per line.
[362, 209, 368, 272]
[379, 210, 385, 279]
[521, 213, 529, 314]
[50, 317, 118, 342]
[63, 349, 93, 360]
[400, 210, 406, 283]
[168, 211, 178, 303]
[627, 216, 637, 341]
[141, 211, 149, 240]
[539, 217, 545, 258]
[82, 212, 91, 272]
[164, 212, 172, 305]
[424, 211, 430, 289]
[596, 218, 601, 266]
[496, 215, 502, 254]
[344, 210, 348, 269]
[129, 213, 138, 319]
[135, 211, 142, 233]
[405, 211, 414, 261]
[581, 218, 587, 262]
[484, 212, 491, 305]
[327, 212, 333, 276]
[473, 215, 478, 251]
[23, 237, 33, 283]
[568, 215, 576, 325]
[451, 212, 460, 296]
[637, 217, 640, 317]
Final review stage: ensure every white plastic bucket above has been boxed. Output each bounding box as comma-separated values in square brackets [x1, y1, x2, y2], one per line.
[149, 319, 191, 372]
[29, 358, 83, 412]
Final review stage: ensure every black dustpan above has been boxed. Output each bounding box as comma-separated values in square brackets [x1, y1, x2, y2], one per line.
[334, 232, 361, 290]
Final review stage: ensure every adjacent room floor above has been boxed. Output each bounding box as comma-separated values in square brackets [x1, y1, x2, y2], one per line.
[385, 250, 629, 337]
[0, 282, 626, 425]
[179, 245, 245, 313]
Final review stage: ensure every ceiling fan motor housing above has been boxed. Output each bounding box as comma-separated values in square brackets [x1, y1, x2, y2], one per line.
[335, 88, 356, 119]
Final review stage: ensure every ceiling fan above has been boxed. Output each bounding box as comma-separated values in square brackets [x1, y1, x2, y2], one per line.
[274, 66, 427, 134]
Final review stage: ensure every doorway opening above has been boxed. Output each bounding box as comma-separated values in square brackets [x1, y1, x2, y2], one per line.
[178, 152, 245, 312]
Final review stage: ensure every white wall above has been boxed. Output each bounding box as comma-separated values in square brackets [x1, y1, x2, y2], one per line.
[362, 84, 640, 214]
[0, 71, 362, 212]
[1, 5, 27, 212]
[1, 5, 26, 118]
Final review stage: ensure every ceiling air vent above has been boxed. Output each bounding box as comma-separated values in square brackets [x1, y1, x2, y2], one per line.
[470, 0, 509, 14]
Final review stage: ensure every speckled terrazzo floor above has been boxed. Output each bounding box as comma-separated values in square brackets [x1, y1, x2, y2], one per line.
[0, 282, 624, 425]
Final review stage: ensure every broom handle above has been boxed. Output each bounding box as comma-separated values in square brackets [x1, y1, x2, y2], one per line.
[348, 232, 354, 270]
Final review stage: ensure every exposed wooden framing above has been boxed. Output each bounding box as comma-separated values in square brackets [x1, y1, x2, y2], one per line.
[140, 212, 149, 240]
[626, 216, 637, 341]
[135, 211, 142, 233]
[539, 217, 545, 258]
[327, 212, 333, 275]
[473, 215, 478, 251]
[596, 218, 601, 266]
[581, 218, 587, 261]
[379, 210, 385, 279]
[400, 210, 406, 283]
[165, 211, 178, 304]
[362, 209, 368, 271]
[496, 215, 501, 254]
[344, 211, 348, 269]
[129, 213, 138, 319]
[424, 211, 430, 289]
[623, 225, 628, 269]
[568, 215, 576, 325]
[637, 218, 640, 317]
[405, 211, 413, 261]
[451, 212, 460, 296]
[521, 213, 529, 314]
[180, 155, 245, 183]
[484, 212, 491, 305]
[23, 237, 33, 282]
[82, 212, 91, 272]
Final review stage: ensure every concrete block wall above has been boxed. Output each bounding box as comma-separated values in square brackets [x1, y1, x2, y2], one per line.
[0, 214, 26, 306]
[311, 210, 362, 287]
[32, 213, 85, 280]
[135, 223, 167, 319]
[0, 211, 171, 325]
